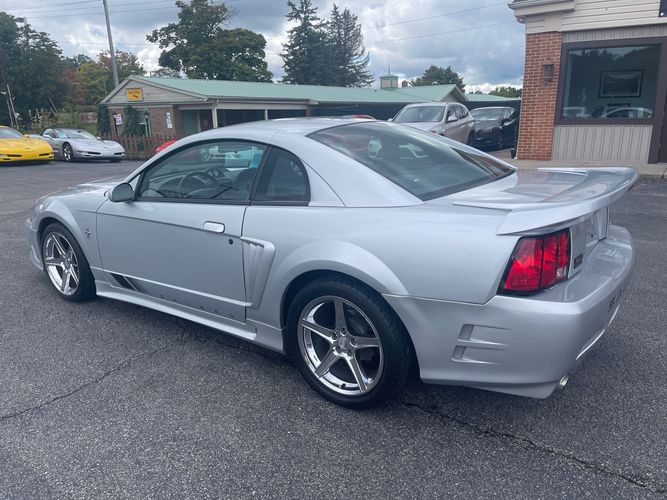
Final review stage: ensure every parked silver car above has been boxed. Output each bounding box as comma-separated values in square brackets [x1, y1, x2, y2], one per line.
[26, 118, 635, 408]
[42, 128, 125, 162]
[393, 102, 475, 145]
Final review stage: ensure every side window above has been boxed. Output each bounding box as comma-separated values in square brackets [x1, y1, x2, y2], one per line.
[458, 105, 469, 118]
[254, 149, 309, 204]
[137, 141, 267, 202]
[44, 129, 53, 138]
[445, 106, 455, 121]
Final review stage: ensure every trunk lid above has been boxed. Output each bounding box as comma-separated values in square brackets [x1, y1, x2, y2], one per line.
[435, 167, 637, 277]
[442, 167, 637, 234]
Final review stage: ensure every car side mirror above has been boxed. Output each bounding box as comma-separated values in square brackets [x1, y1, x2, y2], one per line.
[109, 183, 134, 202]
[446, 115, 458, 123]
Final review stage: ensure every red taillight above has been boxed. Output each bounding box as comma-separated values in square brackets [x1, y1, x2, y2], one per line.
[501, 230, 570, 294]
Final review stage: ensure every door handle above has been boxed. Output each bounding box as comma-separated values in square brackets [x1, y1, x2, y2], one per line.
[202, 221, 225, 233]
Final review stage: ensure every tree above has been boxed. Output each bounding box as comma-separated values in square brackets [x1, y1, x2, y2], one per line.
[98, 50, 144, 83]
[490, 85, 522, 98]
[327, 5, 372, 87]
[122, 105, 143, 136]
[281, 0, 331, 85]
[147, 0, 272, 81]
[0, 14, 66, 126]
[97, 104, 110, 136]
[410, 65, 466, 92]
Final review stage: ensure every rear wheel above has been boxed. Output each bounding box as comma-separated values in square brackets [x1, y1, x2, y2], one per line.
[62, 143, 74, 162]
[41, 223, 95, 302]
[496, 131, 504, 150]
[286, 277, 411, 408]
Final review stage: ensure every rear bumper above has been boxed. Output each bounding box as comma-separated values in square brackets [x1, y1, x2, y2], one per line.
[384, 224, 633, 398]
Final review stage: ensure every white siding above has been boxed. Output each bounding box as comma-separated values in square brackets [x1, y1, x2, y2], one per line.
[552, 125, 653, 161]
[106, 81, 201, 105]
[563, 23, 667, 41]
[525, 15, 547, 34]
[523, 0, 667, 33]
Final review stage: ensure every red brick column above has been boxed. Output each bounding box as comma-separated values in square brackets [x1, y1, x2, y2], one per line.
[516, 32, 563, 161]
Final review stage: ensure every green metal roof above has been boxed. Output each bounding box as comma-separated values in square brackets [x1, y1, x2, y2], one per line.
[130, 77, 464, 104]
[465, 93, 521, 102]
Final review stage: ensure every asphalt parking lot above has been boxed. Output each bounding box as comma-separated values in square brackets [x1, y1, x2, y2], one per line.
[0, 160, 665, 498]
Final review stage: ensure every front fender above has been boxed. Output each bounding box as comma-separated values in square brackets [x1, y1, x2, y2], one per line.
[32, 198, 102, 269]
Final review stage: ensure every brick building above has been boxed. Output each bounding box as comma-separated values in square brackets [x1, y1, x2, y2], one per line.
[510, 0, 667, 163]
[101, 75, 468, 140]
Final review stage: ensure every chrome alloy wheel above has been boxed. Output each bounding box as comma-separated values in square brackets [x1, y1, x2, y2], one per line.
[298, 296, 384, 396]
[63, 144, 73, 161]
[43, 232, 80, 296]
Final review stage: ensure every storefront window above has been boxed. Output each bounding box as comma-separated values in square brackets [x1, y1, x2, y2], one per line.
[562, 45, 660, 120]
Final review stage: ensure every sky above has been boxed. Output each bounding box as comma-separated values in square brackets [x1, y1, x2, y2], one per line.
[1, 0, 526, 92]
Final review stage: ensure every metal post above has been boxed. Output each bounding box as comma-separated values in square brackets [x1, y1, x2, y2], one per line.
[102, 0, 120, 88]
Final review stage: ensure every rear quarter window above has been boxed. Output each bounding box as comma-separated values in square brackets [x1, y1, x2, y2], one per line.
[309, 122, 514, 200]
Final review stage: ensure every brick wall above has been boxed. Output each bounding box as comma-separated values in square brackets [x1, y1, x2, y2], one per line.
[516, 32, 563, 161]
[148, 106, 177, 138]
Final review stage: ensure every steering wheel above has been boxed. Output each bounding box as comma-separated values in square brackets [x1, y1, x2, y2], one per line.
[177, 171, 218, 198]
[204, 166, 230, 180]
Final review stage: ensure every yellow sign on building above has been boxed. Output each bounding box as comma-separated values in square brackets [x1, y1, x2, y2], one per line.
[127, 88, 144, 101]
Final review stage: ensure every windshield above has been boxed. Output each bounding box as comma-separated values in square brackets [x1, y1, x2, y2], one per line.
[471, 108, 505, 121]
[309, 122, 514, 200]
[0, 127, 23, 139]
[394, 106, 445, 123]
[59, 129, 97, 140]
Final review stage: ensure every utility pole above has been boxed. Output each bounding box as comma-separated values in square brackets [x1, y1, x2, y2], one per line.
[102, 0, 120, 88]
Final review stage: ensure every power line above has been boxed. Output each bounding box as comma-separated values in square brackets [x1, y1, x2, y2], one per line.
[365, 1, 508, 30]
[1, 0, 99, 11]
[20, 4, 180, 20]
[12, 0, 178, 17]
[371, 21, 515, 44]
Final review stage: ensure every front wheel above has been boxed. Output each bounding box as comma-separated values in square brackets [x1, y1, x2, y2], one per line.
[286, 277, 411, 408]
[62, 143, 74, 162]
[466, 132, 475, 146]
[41, 223, 96, 302]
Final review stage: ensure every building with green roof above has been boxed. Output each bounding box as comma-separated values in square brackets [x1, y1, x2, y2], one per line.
[101, 75, 473, 138]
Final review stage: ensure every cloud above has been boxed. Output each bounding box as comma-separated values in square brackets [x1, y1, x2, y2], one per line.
[0, 0, 525, 88]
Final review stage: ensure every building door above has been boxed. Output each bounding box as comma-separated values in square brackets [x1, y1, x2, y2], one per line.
[180, 110, 199, 136]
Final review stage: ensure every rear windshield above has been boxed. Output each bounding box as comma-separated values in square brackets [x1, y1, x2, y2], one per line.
[309, 122, 515, 200]
[394, 106, 445, 123]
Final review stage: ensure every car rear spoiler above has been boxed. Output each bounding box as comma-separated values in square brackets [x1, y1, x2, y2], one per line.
[453, 167, 639, 235]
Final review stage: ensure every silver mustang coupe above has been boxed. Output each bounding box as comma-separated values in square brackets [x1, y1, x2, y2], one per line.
[26, 119, 635, 408]
[42, 128, 125, 162]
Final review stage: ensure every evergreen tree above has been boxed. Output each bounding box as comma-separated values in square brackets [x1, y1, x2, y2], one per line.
[410, 65, 466, 92]
[281, 0, 331, 85]
[327, 5, 372, 87]
[490, 85, 522, 98]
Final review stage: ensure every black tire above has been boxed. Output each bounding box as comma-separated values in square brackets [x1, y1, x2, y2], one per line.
[41, 222, 96, 302]
[62, 143, 74, 162]
[496, 131, 504, 150]
[466, 132, 475, 146]
[286, 276, 411, 409]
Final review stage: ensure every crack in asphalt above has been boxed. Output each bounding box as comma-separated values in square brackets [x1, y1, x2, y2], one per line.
[400, 401, 667, 495]
[0, 342, 182, 424]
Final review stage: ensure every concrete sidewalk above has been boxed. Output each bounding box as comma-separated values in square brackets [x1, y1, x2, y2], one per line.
[491, 149, 667, 178]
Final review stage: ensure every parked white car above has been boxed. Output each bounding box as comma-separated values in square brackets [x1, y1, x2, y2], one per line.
[392, 102, 475, 145]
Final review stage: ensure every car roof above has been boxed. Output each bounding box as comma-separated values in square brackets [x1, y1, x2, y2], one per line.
[196, 117, 375, 139]
[401, 102, 449, 108]
[471, 106, 512, 111]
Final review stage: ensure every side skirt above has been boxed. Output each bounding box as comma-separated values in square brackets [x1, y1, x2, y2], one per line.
[95, 280, 285, 354]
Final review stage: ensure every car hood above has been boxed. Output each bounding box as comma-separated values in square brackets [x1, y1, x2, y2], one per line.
[397, 122, 438, 131]
[69, 139, 123, 150]
[0, 137, 52, 151]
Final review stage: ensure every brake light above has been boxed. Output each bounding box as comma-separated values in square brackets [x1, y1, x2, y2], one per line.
[500, 229, 570, 293]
